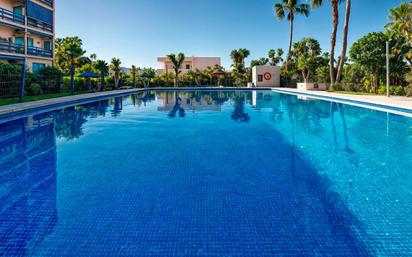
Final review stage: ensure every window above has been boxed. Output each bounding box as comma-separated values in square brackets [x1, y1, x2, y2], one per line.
[258, 75, 263, 82]
[13, 6, 23, 16]
[15, 37, 24, 46]
[43, 40, 51, 50]
[27, 38, 34, 47]
[186, 64, 191, 70]
[32, 63, 46, 73]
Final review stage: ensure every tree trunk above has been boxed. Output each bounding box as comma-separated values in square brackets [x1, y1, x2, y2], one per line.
[287, 17, 294, 61]
[174, 69, 179, 87]
[302, 70, 308, 84]
[71, 65, 75, 95]
[330, 1, 339, 86]
[336, 0, 351, 82]
[101, 69, 105, 92]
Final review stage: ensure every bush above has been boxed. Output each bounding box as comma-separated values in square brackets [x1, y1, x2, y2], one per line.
[378, 85, 405, 96]
[0, 63, 21, 75]
[405, 85, 412, 97]
[330, 83, 344, 91]
[36, 66, 64, 77]
[29, 83, 42, 95]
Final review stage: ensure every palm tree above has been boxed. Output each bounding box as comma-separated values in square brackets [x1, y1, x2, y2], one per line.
[230, 48, 250, 67]
[268, 48, 284, 66]
[166, 53, 185, 87]
[336, 0, 351, 82]
[110, 58, 121, 89]
[274, 0, 310, 60]
[385, 2, 412, 42]
[95, 60, 108, 91]
[65, 42, 86, 95]
[131, 65, 138, 88]
[312, 0, 344, 85]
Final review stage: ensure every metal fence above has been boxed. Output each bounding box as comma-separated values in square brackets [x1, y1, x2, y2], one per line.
[0, 73, 254, 101]
[0, 74, 20, 98]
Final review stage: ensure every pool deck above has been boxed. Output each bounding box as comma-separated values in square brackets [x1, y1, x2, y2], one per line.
[0, 87, 412, 122]
[272, 88, 412, 116]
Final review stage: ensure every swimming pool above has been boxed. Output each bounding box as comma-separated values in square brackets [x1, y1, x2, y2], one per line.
[0, 90, 411, 256]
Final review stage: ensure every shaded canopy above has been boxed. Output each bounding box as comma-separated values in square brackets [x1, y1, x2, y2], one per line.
[141, 73, 154, 79]
[79, 70, 100, 78]
[211, 70, 226, 77]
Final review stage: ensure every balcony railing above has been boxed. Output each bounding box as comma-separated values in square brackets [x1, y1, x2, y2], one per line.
[27, 18, 53, 33]
[0, 7, 25, 25]
[0, 41, 24, 54]
[27, 46, 53, 58]
[38, 0, 53, 7]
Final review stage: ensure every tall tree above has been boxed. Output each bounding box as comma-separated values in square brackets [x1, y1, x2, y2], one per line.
[95, 60, 108, 91]
[110, 58, 122, 89]
[350, 32, 411, 93]
[65, 42, 86, 95]
[268, 48, 284, 66]
[250, 58, 269, 68]
[131, 65, 138, 88]
[292, 38, 322, 83]
[385, 2, 412, 42]
[274, 0, 310, 60]
[312, 0, 344, 85]
[230, 48, 250, 67]
[55, 36, 84, 74]
[336, 0, 351, 82]
[166, 53, 185, 87]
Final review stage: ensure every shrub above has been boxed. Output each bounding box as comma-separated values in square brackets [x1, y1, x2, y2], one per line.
[330, 83, 344, 91]
[405, 85, 412, 97]
[0, 63, 21, 75]
[315, 66, 330, 83]
[36, 66, 64, 77]
[29, 83, 42, 95]
[378, 85, 405, 96]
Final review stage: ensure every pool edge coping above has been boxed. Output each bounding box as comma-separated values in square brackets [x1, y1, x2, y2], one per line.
[271, 88, 412, 117]
[0, 87, 272, 123]
[1, 87, 412, 123]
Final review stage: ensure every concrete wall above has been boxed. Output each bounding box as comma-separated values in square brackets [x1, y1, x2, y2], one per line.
[157, 57, 221, 75]
[297, 82, 327, 91]
[26, 57, 53, 71]
[0, 25, 17, 40]
[252, 66, 280, 87]
[27, 33, 50, 48]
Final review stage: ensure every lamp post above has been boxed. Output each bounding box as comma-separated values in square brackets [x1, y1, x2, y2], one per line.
[386, 41, 390, 98]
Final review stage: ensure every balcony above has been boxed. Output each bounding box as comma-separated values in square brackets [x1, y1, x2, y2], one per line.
[0, 41, 24, 54]
[38, 0, 53, 8]
[27, 46, 52, 58]
[0, 7, 25, 25]
[27, 17, 53, 33]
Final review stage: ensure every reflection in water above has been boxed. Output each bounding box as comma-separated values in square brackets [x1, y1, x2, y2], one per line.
[231, 96, 250, 122]
[0, 90, 411, 255]
[0, 114, 57, 256]
[167, 94, 186, 118]
[156, 91, 252, 122]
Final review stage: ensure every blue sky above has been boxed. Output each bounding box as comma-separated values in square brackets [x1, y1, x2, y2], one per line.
[56, 0, 404, 69]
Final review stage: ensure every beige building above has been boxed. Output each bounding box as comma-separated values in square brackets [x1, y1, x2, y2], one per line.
[157, 56, 221, 75]
[252, 65, 281, 87]
[0, 0, 55, 72]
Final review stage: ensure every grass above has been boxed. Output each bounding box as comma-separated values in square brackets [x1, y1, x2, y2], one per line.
[0, 92, 77, 106]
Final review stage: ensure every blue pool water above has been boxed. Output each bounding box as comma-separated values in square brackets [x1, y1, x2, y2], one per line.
[0, 90, 411, 256]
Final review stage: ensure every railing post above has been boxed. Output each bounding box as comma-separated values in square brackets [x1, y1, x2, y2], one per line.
[19, 61, 26, 103]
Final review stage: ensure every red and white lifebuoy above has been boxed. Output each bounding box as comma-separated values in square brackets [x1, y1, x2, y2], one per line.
[264, 72, 272, 81]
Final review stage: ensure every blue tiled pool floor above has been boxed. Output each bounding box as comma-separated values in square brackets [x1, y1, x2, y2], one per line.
[0, 91, 411, 256]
